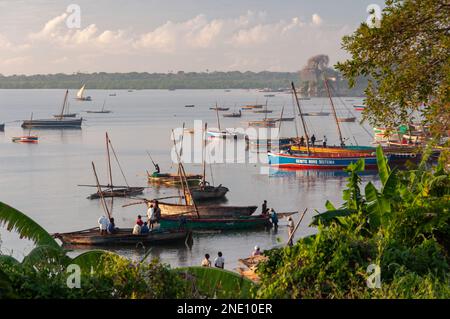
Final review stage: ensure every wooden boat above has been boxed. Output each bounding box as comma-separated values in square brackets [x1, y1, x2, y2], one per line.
[191, 185, 229, 201]
[87, 186, 145, 199]
[223, 110, 242, 118]
[302, 112, 330, 116]
[238, 255, 268, 268]
[253, 109, 273, 114]
[13, 113, 38, 143]
[53, 113, 77, 118]
[83, 133, 145, 199]
[86, 99, 112, 113]
[264, 94, 275, 97]
[22, 90, 83, 129]
[147, 172, 203, 186]
[158, 201, 257, 217]
[210, 107, 229, 111]
[185, 104, 195, 108]
[247, 120, 277, 128]
[241, 104, 263, 110]
[76, 84, 92, 101]
[12, 136, 38, 143]
[159, 215, 270, 231]
[109, 93, 117, 96]
[208, 107, 246, 139]
[54, 227, 190, 246]
[337, 116, 356, 122]
[290, 145, 375, 153]
[353, 105, 365, 111]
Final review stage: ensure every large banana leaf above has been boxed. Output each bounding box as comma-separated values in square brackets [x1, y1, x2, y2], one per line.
[70, 250, 115, 273]
[310, 209, 354, 226]
[21, 245, 69, 268]
[376, 146, 390, 186]
[364, 182, 391, 230]
[175, 266, 255, 298]
[0, 202, 59, 249]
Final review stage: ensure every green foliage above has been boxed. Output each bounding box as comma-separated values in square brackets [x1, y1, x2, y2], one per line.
[256, 147, 450, 299]
[336, 0, 450, 136]
[176, 267, 255, 298]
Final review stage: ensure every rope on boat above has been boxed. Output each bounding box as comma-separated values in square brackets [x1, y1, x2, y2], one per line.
[107, 139, 130, 187]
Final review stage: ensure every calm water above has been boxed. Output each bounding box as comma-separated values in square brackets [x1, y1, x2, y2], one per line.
[0, 89, 378, 271]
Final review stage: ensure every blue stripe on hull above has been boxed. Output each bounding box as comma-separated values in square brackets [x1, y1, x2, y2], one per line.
[268, 153, 378, 168]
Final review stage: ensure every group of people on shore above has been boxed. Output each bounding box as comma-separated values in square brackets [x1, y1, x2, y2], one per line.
[97, 200, 162, 235]
[201, 252, 225, 269]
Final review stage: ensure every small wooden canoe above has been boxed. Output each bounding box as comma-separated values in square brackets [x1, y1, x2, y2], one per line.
[241, 104, 264, 110]
[337, 117, 356, 122]
[53, 113, 78, 118]
[247, 120, 277, 128]
[147, 172, 203, 186]
[87, 187, 145, 199]
[158, 201, 257, 217]
[185, 105, 195, 108]
[159, 215, 270, 231]
[223, 111, 242, 118]
[210, 107, 230, 111]
[54, 227, 190, 246]
[12, 136, 39, 143]
[191, 185, 229, 201]
[302, 112, 330, 116]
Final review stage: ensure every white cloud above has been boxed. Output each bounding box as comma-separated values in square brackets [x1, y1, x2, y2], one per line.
[0, 10, 353, 74]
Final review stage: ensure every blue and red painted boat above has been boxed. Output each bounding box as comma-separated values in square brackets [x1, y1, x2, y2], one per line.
[353, 104, 366, 111]
[267, 151, 379, 169]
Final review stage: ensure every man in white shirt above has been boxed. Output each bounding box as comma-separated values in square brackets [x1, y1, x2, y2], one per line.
[147, 204, 155, 229]
[214, 252, 225, 269]
[287, 217, 295, 246]
[132, 223, 141, 235]
[98, 215, 108, 235]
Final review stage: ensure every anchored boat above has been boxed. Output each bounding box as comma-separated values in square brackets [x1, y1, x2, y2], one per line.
[76, 84, 92, 101]
[54, 227, 190, 246]
[159, 215, 270, 231]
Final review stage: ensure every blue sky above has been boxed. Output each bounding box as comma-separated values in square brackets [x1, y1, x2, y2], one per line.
[0, 0, 385, 74]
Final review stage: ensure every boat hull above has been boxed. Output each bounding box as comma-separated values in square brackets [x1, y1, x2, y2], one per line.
[22, 118, 83, 128]
[158, 202, 257, 217]
[268, 152, 378, 169]
[290, 145, 375, 153]
[160, 215, 270, 231]
[191, 186, 229, 201]
[87, 187, 145, 199]
[55, 228, 189, 246]
[12, 136, 39, 143]
[147, 172, 203, 186]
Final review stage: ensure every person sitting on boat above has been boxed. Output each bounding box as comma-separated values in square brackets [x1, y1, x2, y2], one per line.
[299, 136, 305, 146]
[311, 134, 316, 146]
[154, 163, 160, 174]
[107, 217, 118, 234]
[98, 215, 108, 235]
[132, 222, 141, 235]
[323, 135, 327, 148]
[141, 222, 150, 234]
[270, 209, 278, 229]
[201, 254, 211, 267]
[214, 252, 225, 269]
[136, 215, 144, 227]
[252, 246, 261, 256]
[261, 200, 268, 215]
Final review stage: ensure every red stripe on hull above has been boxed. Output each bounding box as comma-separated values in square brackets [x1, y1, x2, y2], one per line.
[273, 164, 378, 170]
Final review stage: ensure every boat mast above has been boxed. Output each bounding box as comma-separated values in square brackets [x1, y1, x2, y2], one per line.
[291, 82, 310, 154]
[278, 105, 285, 137]
[215, 102, 221, 131]
[324, 77, 345, 146]
[101, 98, 106, 112]
[28, 113, 33, 136]
[92, 161, 111, 220]
[59, 90, 69, 119]
[105, 132, 113, 188]
[202, 122, 207, 188]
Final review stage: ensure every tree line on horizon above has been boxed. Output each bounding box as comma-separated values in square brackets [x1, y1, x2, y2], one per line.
[0, 70, 368, 96]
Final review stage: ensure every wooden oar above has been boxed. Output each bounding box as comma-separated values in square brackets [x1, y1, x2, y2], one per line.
[286, 208, 308, 246]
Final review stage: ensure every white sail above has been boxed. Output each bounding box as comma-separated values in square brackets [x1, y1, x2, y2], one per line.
[77, 84, 86, 99]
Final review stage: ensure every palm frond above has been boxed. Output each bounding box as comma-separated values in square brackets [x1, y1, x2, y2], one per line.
[0, 202, 59, 249]
[22, 245, 69, 268]
[71, 250, 113, 272]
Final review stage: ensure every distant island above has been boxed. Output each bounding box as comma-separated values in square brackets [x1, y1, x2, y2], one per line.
[0, 55, 368, 96]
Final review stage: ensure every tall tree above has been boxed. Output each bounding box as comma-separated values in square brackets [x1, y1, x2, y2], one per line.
[336, 0, 449, 137]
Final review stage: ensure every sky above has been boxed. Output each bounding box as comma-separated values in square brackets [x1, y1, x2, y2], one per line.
[0, 0, 385, 75]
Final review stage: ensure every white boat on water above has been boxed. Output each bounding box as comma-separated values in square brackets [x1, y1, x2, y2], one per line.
[76, 84, 92, 101]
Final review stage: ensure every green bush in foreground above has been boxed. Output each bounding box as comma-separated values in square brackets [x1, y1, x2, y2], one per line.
[255, 147, 449, 298]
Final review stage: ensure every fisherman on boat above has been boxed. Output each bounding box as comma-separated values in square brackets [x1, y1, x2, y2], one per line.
[270, 208, 278, 229]
[201, 254, 211, 267]
[311, 134, 316, 146]
[132, 222, 142, 235]
[252, 246, 261, 256]
[323, 135, 327, 148]
[299, 136, 305, 146]
[147, 203, 156, 230]
[136, 215, 144, 227]
[141, 222, 150, 234]
[261, 200, 268, 215]
[154, 163, 160, 175]
[98, 215, 108, 235]
[214, 252, 225, 269]
[107, 217, 118, 234]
